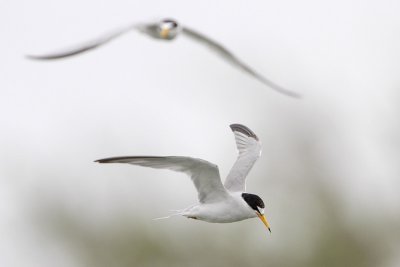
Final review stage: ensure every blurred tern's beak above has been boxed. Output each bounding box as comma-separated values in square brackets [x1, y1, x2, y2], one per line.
[160, 27, 170, 38]
[257, 213, 271, 233]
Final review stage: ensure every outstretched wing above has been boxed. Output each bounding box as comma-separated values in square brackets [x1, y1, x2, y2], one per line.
[26, 23, 140, 60]
[181, 27, 300, 98]
[95, 156, 229, 203]
[224, 124, 262, 192]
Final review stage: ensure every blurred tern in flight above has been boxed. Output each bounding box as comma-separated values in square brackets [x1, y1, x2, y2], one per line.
[95, 124, 271, 233]
[28, 18, 300, 98]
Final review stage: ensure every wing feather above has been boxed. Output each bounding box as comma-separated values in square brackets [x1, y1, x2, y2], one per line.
[181, 27, 300, 98]
[95, 156, 229, 203]
[26, 24, 139, 60]
[224, 124, 262, 192]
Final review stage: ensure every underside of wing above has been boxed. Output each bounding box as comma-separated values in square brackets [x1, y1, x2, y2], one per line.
[181, 27, 300, 98]
[27, 24, 138, 60]
[95, 156, 229, 203]
[224, 124, 262, 192]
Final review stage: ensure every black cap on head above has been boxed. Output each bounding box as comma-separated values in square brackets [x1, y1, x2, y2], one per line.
[242, 193, 265, 213]
[161, 19, 178, 28]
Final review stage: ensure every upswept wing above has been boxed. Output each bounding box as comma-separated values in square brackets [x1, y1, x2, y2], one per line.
[224, 124, 262, 192]
[181, 27, 300, 98]
[95, 156, 229, 203]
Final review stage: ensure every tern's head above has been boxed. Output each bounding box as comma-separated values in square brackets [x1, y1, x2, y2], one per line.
[242, 193, 271, 233]
[158, 19, 181, 39]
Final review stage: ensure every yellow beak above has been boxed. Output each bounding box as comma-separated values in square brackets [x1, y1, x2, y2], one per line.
[160, 28, 170, 39]
[257, 213, 271, 233]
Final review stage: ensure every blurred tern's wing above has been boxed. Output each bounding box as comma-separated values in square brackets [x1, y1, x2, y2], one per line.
[27, 23, 140, 60]
[95, 156, 230, 203]
[224, 124, 262, 192]
[181, 27, 300, 98]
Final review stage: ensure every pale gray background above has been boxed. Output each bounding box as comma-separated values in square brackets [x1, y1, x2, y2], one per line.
[1, 0, 400, 266]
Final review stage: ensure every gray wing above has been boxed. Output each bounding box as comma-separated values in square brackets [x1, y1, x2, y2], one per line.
[224, 124, 262, 192]
[95, 156, 230, 203]
[181, 27, 300, 98]
[26, 23, 141, 60]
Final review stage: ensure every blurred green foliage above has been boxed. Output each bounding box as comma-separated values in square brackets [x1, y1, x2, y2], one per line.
[32, 176, 399, 267]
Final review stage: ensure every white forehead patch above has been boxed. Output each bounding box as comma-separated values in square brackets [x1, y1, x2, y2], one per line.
[258, 207, 264, 215]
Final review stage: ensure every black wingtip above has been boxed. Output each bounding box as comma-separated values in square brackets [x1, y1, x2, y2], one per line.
[229, 124, 259, 140]
[25, 54, 54, 61]
[94, 158, 111, 163]
[94, 156, 161, 164]
[25, 54, 38, 60]
[25, 54, 63, 61]
[287, 92, 302, 99]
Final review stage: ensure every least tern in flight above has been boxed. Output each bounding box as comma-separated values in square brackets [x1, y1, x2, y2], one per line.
[95, 124, 271, 233]
[28, 18, 300, 98]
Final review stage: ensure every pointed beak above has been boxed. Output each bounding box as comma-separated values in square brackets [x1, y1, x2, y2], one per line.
[257, 213, 271, 233]
[160, 27, 170, 39]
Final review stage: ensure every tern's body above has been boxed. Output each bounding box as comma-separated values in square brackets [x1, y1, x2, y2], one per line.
[180, 192, 256, 223]
[96, 124, 271, 233]
[28, 18, 300, 98]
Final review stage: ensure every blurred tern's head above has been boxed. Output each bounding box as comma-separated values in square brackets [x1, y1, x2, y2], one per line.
[158, 18, 181, 39]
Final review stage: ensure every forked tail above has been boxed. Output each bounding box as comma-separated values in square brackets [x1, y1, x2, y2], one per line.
[152, 209, 186, 221]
